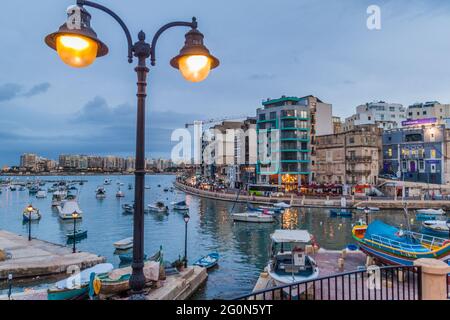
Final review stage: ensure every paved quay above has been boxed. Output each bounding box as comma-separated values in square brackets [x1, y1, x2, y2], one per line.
[0, 230, 105, 280]
[175, 182, 450, 210]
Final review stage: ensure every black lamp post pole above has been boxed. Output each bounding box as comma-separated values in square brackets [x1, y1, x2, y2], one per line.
[28, 212, 32, 241]
[73, 216, 77, 253]
[184, 219, 188, 268]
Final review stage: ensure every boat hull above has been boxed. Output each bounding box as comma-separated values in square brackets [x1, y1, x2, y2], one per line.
[232, 213, 274, 223]
[48, 286, 88, 300]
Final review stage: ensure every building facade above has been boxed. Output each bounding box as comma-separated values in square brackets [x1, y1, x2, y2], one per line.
[313, 124, 382, 186]
[344, 101, 406, 132]
[256, 95, 333, 192]
[382, 122, 450, 185]
[406, 101, 450, 124]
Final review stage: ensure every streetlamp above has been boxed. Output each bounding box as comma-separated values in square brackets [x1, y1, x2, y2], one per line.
[183, 213, 190, 268]
[447, 219, 450, 240]
[26, 204, 34, 241]
[72, 211, 79, 253]
[364, 206, 370, 225]
[45, 0, 219, 296]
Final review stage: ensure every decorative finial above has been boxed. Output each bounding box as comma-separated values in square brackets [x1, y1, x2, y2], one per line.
[192, 17, 198, 29]
[138, 31, 146, 41]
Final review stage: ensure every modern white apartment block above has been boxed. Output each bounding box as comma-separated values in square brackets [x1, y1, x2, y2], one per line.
[343, 101, 406, 132]
[406, 101, 450, 125]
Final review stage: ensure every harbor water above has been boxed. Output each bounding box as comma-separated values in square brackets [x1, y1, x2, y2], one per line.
[0, 175, 436, 299]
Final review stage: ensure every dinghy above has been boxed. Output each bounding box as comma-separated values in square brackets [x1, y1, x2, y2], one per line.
[193, 252, 220, 269]
[274, 202, 291, 209]
[122, 203, 134, 214]
[22, 207, 41, 221]
[66, 229, 88, 240]
[231, 212, 275, 223]
[51, 190, 67, 207]
[116, 189, 125, 198]
[47, 263, 113, 300]
[96, 187, 106, 199]
[172, 200, 189, 211]
[36, 190, 47, 199]
[113, 237, 133, 250]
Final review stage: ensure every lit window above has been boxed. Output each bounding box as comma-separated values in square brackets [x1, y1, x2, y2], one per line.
[387, 148, 392, 157]
[431, 149, 436, 159]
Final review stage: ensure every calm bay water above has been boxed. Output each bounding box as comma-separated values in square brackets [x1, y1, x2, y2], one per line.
[0, 175, 429, 299]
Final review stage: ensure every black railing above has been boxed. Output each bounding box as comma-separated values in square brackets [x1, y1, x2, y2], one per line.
[235, 266, 422, 301]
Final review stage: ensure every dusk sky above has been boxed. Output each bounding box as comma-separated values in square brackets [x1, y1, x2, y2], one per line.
[2, 0, 450, 165]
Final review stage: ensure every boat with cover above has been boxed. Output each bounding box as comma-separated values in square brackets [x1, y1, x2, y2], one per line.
[267, 229, 319, 298]
[47, 263, 113, 300]
[356, 207, 380, 212]
[36, 190, 47, 199]
[51, 190, 67, 207]
[118, 248, 161, 264]
[148, 202, 169, 213]
[274, 202, 291, 209]
[247, 203, 282, 215]
[231, 212, 275, 223]
[416, 208, 446, 220]
[22, 207, 41, 221]
[352, 220, 450, 266]
[57, 199, 83, 220]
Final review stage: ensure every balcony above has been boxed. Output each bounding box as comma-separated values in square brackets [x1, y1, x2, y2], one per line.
[346, 170, 372, 176]
[345, 156, 372, 163]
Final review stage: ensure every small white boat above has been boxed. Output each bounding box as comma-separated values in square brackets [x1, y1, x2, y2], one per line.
[145, 185, 151, 190]
[148, 202, 169, 213]
[122, 203, 134, 214]
[36, 190, 47, 199]
[57, 199, 83, 220]
[274, 202, 291, 209]
[172, 201, 189, 211]
[231, 212, 275, 223]
[96, 187, 106, 199]
[104, 179, 112, 185]
[422, 220, 449, 235]
[51, 190, 67, 207]
[356, 207, 380, 212]
[416, 209, 445, 216]
[114, 237, 133, 250]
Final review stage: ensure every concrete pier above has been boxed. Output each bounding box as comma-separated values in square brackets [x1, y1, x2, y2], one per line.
[0, 230, 105, 280]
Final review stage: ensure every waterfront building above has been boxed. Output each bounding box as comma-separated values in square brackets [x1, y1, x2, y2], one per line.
[343, 101, 406, 132]
[125, 156, 135, 172]
[20, 153, 38, 171]
[313, 124, 382, 187]
[87, 156, 104, 171]
[406, 101, 450, 124]
[256, 95, 333, 192]
[382, 119, 450, 185]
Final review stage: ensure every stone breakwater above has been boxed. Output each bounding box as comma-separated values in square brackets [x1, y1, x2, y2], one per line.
[174, 181, 450, 210]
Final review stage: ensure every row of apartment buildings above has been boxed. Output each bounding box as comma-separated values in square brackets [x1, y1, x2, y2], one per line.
[197, 97, 450, 193]
[15, 154, 177, 173]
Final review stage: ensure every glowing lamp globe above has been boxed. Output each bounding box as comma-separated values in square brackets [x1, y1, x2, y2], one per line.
[170, 29, 219, 82]
[45, 5, 108, 68]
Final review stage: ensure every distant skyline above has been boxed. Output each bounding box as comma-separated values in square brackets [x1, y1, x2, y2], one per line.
[2, 0, 450, 164]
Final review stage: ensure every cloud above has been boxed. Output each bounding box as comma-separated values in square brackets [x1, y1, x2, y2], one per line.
[0, 83, 22, 102]
[0, 82, 50, 102]
[23, 82, 51, 98]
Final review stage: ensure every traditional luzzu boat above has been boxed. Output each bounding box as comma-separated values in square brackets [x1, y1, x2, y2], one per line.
[352, 220, 450, 266]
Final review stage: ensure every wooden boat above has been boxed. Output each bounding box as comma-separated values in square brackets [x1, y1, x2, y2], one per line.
[356, 207, 380, 212]
[422, 220, 450, 237]
[416, 208, 446, 220]
[47, 263, 113, 300]
[330, 209, 352, 217]
[51, 190, 67, 207]
[193, 252, 219, 269]
[118, 248, 161, 264]
[352, 220, 450, 266]
[57, 199, 83, 220]
[66, 229, 88, 240]
[172, 200, 189, 211]
[231, 212, 275, 223]
[22, 208, 41, 221]
[113, 237, 133, 250]
[148, 202, 169, 213]
[96, 261, 160, 295]
[267, 230, 319, 298]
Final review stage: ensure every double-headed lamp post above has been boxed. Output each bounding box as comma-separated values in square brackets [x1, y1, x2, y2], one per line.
[72, 211, 79, 254]
[183, 213, 190, 268]
[44, 0, 219, 296]
[26, 204, 34, 241]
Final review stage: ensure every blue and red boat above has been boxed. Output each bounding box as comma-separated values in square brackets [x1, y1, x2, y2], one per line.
[352, 220, 450, 266]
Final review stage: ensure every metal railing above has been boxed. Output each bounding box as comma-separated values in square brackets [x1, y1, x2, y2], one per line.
[235, 266, 422, 301]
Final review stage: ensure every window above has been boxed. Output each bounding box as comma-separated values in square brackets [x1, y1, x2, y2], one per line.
[402, 161, 407, 171]
[387, 148, 392, 157]
[259, 114, 266, 121]
[423, 111, 427, 115]
[431, 164, 436, 173]
[405, 134, 422, 142]
[431, 149, 436, 159]
[270, 112, 277, 120]
[419, 160, 425, 172]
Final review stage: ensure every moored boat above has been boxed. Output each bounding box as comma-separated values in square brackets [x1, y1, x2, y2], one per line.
[416, 208, 445, 215]
[247, 203, 282, 215]
[104, 178, 112, 185]
[66, 229, 88, 240]
[122, 203, 134, 214]
[51, 190, 67, 207]
[47, 263, 113, 300]
[116, 189, 125, 198]
[330, 209, 352, 217]
[352, 220, 450, 266]
[96, 186, 106, 199]
[274, 202, 291, 209]
[148, 202, 169, 213]
[113, 237, 133, 250]
[231, 212, 275, 223]
[193, 252, 219, 269]
[22, 207, 41, 221]
[422, 220, 450, 237]
[356, 207, 380, 212]
[57, 199, 83, 220]
[172, 200, 189, 211]
[36, 190, 47, 199]
[267, 229, 319, 298]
